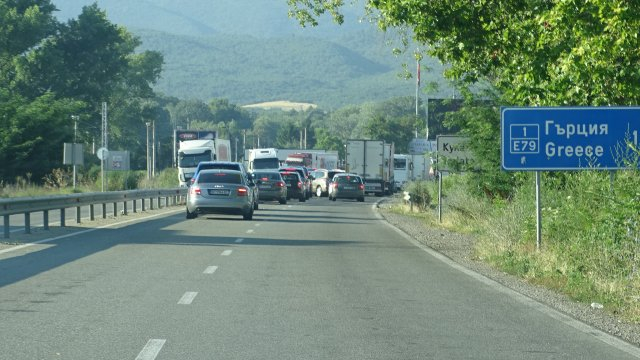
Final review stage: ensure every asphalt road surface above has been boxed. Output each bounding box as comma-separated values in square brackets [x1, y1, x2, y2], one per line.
[1, 196, 638, 359]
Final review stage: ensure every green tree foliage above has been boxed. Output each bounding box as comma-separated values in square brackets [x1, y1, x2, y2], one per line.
[0, 2, 164, 183]
[0, 91, 83, 182]
[0, 0, 57, 70]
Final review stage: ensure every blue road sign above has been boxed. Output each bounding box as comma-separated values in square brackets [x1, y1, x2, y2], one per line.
[501, 107, 640, 171]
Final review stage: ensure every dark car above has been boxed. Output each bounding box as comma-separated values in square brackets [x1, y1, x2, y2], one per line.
[279, 166, 311, 199]
[186, 169, 255, 220]
[253, 171, 287, 204]
[329, 173, 365, 202]
[279, 171, 306, 202]
[192, 161, 259, 210]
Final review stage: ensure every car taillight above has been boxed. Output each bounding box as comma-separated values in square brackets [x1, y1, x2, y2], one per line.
[332, 183, 338, 188]
[359, 184, 365, 190]
[237, 187, 248, 196]
[276, 181, 285, 187]
[191, 187, 201, 196]
[297, 181, 302, 189]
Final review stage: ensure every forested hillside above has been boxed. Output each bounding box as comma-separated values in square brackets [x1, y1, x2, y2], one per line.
[134, 29, 448, 107]
[53, 0, 451, 107]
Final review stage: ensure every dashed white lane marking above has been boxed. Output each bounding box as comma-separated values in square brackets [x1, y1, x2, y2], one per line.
[221, 250, 232, 256]
[246, 229, 254, 234]
[203, 266, 218, 274]
[135, 339, 166, 360]
[178, 291, 198, 305]
[254, 223, 261, 227]
[235, 238, 244, 243]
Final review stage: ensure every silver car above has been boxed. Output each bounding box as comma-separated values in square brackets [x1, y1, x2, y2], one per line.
[186, 169, 255, 220]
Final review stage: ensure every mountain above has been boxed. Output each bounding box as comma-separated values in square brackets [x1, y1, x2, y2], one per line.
[52, 0, 452, 108]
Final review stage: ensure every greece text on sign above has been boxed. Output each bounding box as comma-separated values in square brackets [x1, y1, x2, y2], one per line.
[501, 107, 640, 171]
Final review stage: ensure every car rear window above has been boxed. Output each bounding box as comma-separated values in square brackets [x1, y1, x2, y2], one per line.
[197, 172, 242, 184]
[254, 173, 281, 181]
[199, 164, 241, 172]
[337, 176, 362, 184]
[281, 173, 299, 181]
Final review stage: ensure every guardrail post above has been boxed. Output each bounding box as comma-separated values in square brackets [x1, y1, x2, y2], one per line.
[90, 204, 95, 221]
[24, 213, 30, 234]
[123, 200, 128, 215]
[133, 199, 137, 213]
[142, 198, 146, 211]
[150, 197, 154, 210]
[44, 210, 49, 230]
[60, 208, 66, 227]
[3, 215, 9, 239]
[102, 203, 107, 219]
[76, 206, 81, 224]
[157, 196, 162, 209]
[113, 202, 117, 217]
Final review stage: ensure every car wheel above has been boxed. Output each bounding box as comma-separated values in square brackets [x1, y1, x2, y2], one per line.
[254, 201, 259, 210]
[358, 197, 365, 202]
[331, 196, 337, 201]
[279, 197, 287, 204]
[299, 195, 305, 202]
[243, 208, 253, 220]
[186, 208, 197, 219]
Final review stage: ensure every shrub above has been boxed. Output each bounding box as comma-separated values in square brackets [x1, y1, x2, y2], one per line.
[405, 180, 432, 210]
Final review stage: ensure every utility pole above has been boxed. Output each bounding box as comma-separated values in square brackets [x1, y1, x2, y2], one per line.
[101, 102, 108, 192]
[146, 122, 151, 180]
[152, 120, 156, 177]
[71, 115, 79, 189]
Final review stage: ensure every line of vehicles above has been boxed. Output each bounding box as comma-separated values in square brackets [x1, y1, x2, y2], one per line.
[177, 131, 433, 220]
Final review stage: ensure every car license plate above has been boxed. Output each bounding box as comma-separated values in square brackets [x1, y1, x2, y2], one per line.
[208, 189, 230, 195]
[259, 185, 271, 190]
[286, 184, 292, 187]
[343, 186, 354, 190]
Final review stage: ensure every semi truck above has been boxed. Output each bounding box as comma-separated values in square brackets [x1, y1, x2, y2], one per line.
[393, 154, 413, 189]
[177, 139, 231, 187]
[345, 139, 394, 196]
[246, 148, 280, 171]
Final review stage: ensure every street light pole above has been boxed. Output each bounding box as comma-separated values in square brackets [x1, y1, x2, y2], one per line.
[146, 122, 151, 180]
[71, 115, 79, 189]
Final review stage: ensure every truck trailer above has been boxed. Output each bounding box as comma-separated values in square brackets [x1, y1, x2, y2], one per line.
[345, 139, 394, 196]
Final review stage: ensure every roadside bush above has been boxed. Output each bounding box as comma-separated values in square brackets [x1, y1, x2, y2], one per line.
[138, 168, 178, 189]
[405, 180, 432, 210]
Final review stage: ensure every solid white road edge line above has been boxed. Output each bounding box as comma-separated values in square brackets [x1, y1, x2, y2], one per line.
[135, 339, 166, 360]
[178, 291, 198, 305]
[371, 201, 640, 358]
[0, 209, 183, 256]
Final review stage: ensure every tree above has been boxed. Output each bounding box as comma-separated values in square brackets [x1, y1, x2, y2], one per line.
[0, 91, 83, 182]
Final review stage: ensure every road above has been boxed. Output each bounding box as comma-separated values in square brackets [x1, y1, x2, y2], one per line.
[0, 197, 638, 359]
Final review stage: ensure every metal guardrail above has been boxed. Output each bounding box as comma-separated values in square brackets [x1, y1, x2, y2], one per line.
[1, 188, 187, 239]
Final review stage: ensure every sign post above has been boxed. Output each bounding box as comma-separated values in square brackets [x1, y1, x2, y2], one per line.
[501, 106, 640, 250]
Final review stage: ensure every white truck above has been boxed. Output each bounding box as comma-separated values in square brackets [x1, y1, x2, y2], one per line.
[345, 139, 394, 196]
[276, 149, 339, 169]
[177, 139, 231, 187]
[246, 148, 280, 171]
[394, 154, 413, 189]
